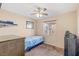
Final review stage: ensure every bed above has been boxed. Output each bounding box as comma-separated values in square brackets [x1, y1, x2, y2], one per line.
[25, 36, 44, 51]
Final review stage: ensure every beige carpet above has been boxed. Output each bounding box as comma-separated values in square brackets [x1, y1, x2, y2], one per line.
[25, 44, 63, 56]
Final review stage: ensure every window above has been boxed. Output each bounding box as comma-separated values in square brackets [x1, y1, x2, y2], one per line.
[26, 21, 34, 29]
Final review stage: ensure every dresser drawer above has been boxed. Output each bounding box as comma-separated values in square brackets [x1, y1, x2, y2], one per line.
[16, 39, 24, 56]
[0, 42, 8, 56]
[7, 40, 18, 56]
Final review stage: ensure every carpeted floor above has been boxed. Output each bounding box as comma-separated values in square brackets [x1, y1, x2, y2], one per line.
[25, 44, 63, 56]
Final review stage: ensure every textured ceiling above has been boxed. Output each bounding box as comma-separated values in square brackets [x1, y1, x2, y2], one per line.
[1, 3, 79, 19]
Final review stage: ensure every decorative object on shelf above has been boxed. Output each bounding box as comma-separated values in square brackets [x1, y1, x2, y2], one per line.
[31, 6, 48, 18]
[26, 21, 34, 29]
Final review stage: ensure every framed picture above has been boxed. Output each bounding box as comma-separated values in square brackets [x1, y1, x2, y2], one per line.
[26, 21, 34, 29]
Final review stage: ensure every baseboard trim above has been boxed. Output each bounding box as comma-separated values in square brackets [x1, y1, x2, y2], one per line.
[44, 43, 64, 54]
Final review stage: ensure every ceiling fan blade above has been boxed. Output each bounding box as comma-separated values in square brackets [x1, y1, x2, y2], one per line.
[33, 10, 40, 12]
[37, 7, 42, 10]
[43, 8, 47, 11]
[42, 13, 48, 15]
[31, 13, 37, 15]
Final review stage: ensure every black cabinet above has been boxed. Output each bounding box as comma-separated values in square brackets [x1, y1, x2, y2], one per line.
[64, 31, 77, 56]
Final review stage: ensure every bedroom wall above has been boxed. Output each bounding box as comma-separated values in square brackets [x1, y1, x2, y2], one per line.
[0, 9, 36, 37]
[56, 11, 77, 48]
[77, 8, 79, 36]
[36, 11, 77, 49]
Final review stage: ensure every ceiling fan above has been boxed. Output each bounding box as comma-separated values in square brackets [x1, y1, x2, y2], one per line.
[31, 7, 48, 18]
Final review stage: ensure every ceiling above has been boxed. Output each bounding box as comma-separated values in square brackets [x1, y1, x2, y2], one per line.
[1, 3, 79, 19]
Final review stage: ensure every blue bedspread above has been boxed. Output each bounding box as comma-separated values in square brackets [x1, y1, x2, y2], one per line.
[25, 36, 43, 50]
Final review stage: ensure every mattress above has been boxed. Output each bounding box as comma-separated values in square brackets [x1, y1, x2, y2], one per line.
[25, 36, 43, 50]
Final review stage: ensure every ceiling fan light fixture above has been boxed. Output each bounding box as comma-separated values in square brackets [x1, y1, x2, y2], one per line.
[36, 13, 43, 18]
[31, 7, 48, 18]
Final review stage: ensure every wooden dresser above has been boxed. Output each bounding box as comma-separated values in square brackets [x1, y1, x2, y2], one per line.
[0, 35, 25, 56]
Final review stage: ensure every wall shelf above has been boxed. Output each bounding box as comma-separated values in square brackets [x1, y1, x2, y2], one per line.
[0, 20, 17, 28]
